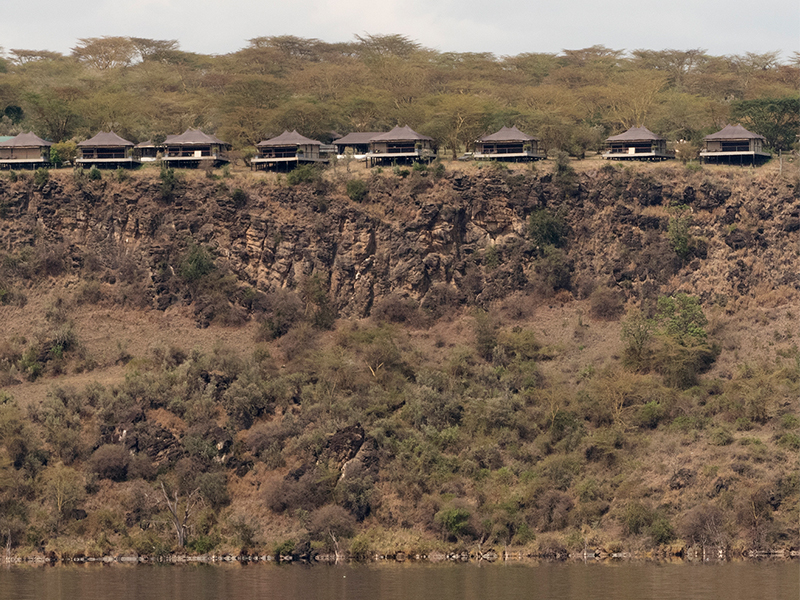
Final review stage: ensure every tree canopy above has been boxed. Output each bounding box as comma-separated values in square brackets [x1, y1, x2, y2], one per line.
[0, 36, 796, 153]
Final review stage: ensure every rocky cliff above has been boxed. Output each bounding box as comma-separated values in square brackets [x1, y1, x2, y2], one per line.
[0, 165, 798, 321]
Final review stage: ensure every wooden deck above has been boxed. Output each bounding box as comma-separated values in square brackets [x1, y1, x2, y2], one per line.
[472, 150, 545, 161]
[0, 158, 50, 169]
[602, 149, 674, 161]
[366, 149, 434, 167]
[76, 157, 141, 168]
[699, 150, 770, 165]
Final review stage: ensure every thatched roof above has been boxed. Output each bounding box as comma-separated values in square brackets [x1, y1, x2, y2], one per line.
[166, 129, 229, 146]
[257, 130, 322, 147]
[369, 126, 432, 142]
[704, 124, 764, 141]
[606, 126, 664, 142]
[78, 131, 134, 147]
[0, 132, 52, 147]
[478, 126, 537, 142]
[335, 132, 382, 145]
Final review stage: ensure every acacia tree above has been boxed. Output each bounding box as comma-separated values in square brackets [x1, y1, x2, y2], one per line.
[602, 71, 669, 129]
[72, 37, 137, 69]
[425, 94, 491, 158]
[732, 96, 800, 150]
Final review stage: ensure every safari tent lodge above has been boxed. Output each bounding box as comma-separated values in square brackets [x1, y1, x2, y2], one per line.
[473, 126, 545, 161]
[699, 125, 769, 165]
[0, 132, 52, 169]
[333, 132, 381, 159]
[251, 130, 332, 171]
[161, 129, 231, 168]
[367, 126, 434, 167]
[77, 131, 139, 169]
[602, 126, 673, 161]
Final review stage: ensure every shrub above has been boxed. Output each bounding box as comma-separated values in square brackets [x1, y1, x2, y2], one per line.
[308, 504, 356, 541]
[159, 164, 178, 201]
[421, 284, 464, 320]
[553, 151, 575, 183]
[678, 504, 726, 546]
[535, 246, 571, 292]
[532, 489, 574, 531]
[230, 187, 247, 208]
[346, 178, 368, 202]
[178, 244, 215, 283]
[635, 401, 665, 429]
[667, 206, 692, 260]
[87, 444, 130, 481]
[777, 432, 800, 450]
[114, 167, 129, 182]
[371, 294, 422, 326]
[435, 505, 471, 538]
[709, 426, 734, 446]
[621, 308, 654, 368]
[50, 141, 77, 167]
[286, 164, 321, 186]
[649, 516, 675, 545]
[622, 502, 653, 535]
[528, 208, 568, 248]
[255, 289, 304, 340]
[589, 286, 625, 320]
[196, 472, 230, 510]
[33, 168, 49, 187]
[300, 273, 335, 329]
[88, 166, 102, 181]
[392, 165, 410, 178]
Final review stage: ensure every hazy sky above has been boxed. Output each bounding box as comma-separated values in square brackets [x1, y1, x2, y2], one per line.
[3, 0, 798, 59]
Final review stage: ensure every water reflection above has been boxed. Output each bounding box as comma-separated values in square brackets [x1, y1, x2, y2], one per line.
[0, 560, 796, 600]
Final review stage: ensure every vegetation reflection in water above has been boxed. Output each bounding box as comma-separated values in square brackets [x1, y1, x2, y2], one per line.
[1, 560, 798, 600]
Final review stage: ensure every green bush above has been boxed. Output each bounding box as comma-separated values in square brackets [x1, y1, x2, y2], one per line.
[286, 164, 321, 186]
[179, 244, 215, 283]
[667, 206, 692, 260]
[528, 208, 568, 248]
[88, 166, 102, 181]
[33, 168, 49, 187]
[553, 151, 575, 183]
[622, 502, 652, 535]
[435, 506, 471, 538]
[777, 432, 800, 450]
[636, 401, 664, 429]
[649, 516, 675, 545]
[536, 245, 571, 291]
[709, 426, 734, 446]
[392, 165, 410, 178]
[159, 164, 178, 201]
[230, 187, 247, 208]
[346, 178, 368, 202]
[196, 471, 230, 510]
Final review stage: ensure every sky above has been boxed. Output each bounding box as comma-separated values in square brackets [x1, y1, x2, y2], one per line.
[2, 0, 798, 60]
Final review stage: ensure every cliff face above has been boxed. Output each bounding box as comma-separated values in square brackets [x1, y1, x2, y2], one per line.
[0, 165, 797, 319]
[1, 164, 798, 559]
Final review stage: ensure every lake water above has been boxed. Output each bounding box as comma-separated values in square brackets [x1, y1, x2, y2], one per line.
[0, 560, 797, 600]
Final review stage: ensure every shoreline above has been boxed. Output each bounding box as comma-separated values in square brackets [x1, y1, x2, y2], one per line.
[4, 547, 798, 566]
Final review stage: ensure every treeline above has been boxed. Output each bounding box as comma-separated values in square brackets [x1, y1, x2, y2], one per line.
[0, 35, 798, 158]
